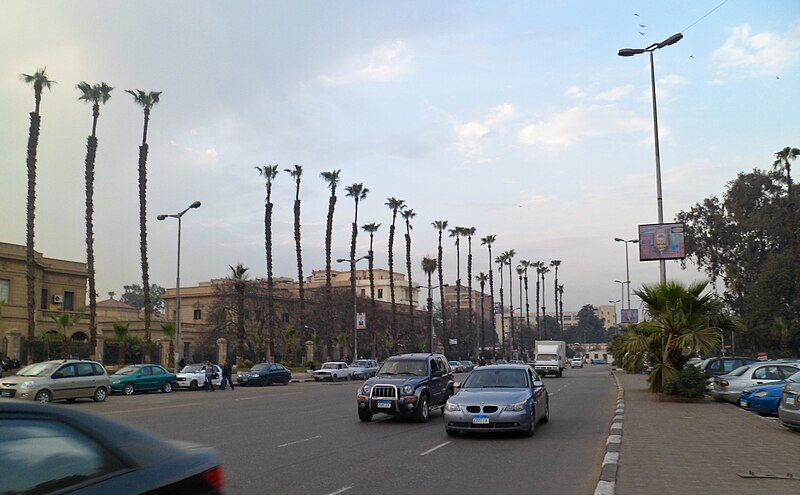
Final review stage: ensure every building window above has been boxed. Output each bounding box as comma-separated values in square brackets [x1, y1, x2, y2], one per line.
[41, 288, 49, 310]
[0, 279, 8, 304]
[283, 313, 290, 323]
[360, 288, 366, 297]
[63, 291, 75, 311]
[255, 310, 262, 321]
[377, 289, 383, 299]
[193, 309, 202, 320]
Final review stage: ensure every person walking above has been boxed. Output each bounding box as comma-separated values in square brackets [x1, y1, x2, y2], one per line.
[204, 360, 216, 392]
[220, 359, 235, 391]
[178, 357, 186, 372]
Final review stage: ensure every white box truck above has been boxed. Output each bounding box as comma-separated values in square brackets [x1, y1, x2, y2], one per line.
[534, 340, 567, 377]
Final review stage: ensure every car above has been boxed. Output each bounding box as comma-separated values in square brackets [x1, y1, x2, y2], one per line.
[709, 362, 800, 404]
[778, 376, 800, 431]
[460, 360, 476, 372]
[698, 356, 758, 378]
[449, 361, 466, 373]
[443, 364, 549, 437]
[0, 399, 224, 494]
[591, 359, 608, 365]
[313, 361, 352, 382]
[571, 357, 584, 368]
[0, 359, 109, 403]
[236, 362, 291, 386]
[176, 363, 223, 391]
[348, 359, 379, 379]
[357, 353, 454, 423]
[110, 364, 177, 395]
[739, 370, 800, 416]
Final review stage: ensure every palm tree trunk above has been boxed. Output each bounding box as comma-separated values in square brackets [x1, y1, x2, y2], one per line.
[535, 276, 541, 340]
[368, 233, 376, 304]
[84, 130, 98, 359]
[293, 196, 305, 330]
[388, 214, 397, 339]
[25, 111, 41, 365]
[497, 265, 505, 359]
[467, 238, 474, 357]
[325, 194, 336, 304]
[405, 231, 414, 335]
[265, 196, 275, 362]
[137, 107, 152, 363]
[487, 245, 495, 357]
[507, 262, 514, 356]
[455, 243, 461, 358]
[437, 232, 446, 345]
[554, 267, 559, 337]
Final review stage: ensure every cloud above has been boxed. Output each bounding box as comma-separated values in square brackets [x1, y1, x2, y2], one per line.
[565, 85, 586, 99]
[523, 194, 553, 206]
[595, 85, 632, 101]
[712, 23, 800, 77]
[451, 103, 517, 156]
[517, 104, 650, 150]
[184, 147, 219, 167]
[319, 39, 413, 85]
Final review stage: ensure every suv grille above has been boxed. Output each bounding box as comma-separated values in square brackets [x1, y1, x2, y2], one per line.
[370, 384, 398, 400]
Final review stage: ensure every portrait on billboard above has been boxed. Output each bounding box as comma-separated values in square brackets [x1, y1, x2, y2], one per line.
[638, 223, 686, 261]
[620, 309, 638, 324]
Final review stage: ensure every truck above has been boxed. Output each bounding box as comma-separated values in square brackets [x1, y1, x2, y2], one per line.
[534, 340, 567, 377]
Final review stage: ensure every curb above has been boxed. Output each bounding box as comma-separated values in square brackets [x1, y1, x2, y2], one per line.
[594, 371, 624, 495]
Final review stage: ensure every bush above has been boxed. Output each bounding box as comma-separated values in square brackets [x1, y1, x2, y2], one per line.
[664, 365, 706, 398]
[239, 359, 254, 370]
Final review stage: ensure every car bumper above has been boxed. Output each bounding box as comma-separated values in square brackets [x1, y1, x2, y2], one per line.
[357, 395, 419, 415]
[740, 396, 780, 415]
[443, 408, 532, 433]
[709, 389, 740, 403]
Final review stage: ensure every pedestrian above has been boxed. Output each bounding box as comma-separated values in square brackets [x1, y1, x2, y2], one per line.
[204, 360, 216, 392]
[178, 357, 186, 372]
[220, 359, 235, 391]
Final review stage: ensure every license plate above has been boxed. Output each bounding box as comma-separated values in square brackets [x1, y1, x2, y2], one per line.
[377, 400, 392, 409]
[472, 415, 490, 425]
[1, 390, 11, 397]
[740, 400, 748, 408]
[787, 393, 797, 405]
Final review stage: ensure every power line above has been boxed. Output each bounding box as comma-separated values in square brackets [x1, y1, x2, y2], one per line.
[681, 0, 731, 33]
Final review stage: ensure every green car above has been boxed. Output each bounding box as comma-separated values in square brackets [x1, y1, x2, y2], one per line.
[110, 364, 178, 396]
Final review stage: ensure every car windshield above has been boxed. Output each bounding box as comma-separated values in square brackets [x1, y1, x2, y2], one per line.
[114, 366, 140, 375]
[352, 361, 368, 367]
[462, 369, 529, 389]
[181, 364, 203, 373]
[787, 370, 800, 383]
[250, 363, 269, 371]
[16, 362, 58, 377]
[378, 359, 427, 376]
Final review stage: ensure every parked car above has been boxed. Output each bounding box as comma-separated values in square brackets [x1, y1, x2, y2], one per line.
[709, 361, 800, 404]
[237, 362, 291, 386]
[313, 362, 352, 382]
[357, 353, 454, 423]
[570, 357, 584, 368]
[591, 359, 608, 365]
[0, 359, 109, 403]
[0, 400, 224, 494]
[698, 356, 758, 378]
[443, 364, 549, 437]
[449, 361, 466, 373]
[176, 363, 223, 391]
[739, 370, 800, 416]
[460, 360, 476, 372]
[349, 359, 379, 379]
[778, 377, 800, 431]
[110, 364, 177, 395]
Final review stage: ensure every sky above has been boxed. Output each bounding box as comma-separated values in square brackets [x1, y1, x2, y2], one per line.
[2, 1, 799, 316]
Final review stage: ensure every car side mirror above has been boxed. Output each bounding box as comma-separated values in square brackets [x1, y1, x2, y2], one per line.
[533, 380, 544, 388]
[432, 370, 443, 378]
[454, 381, 461, 388]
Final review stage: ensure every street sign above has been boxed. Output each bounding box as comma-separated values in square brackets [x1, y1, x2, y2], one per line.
[449, 339, 458, 345]
[357, 313, 366, 330]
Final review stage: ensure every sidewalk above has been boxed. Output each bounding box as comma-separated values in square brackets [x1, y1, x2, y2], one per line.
[612, 372, 799, 495]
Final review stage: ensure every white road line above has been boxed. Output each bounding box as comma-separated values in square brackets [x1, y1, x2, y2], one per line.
[106, 402, 201, 414]
[234, 396, 257, 401]
[326, 487, 353, 495]
[278, 435, 322, 448]
[420, 441, 451, 456]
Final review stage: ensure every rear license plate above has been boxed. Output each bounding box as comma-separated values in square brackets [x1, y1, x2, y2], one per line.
[473, 415, 490, 425]
[787, 393, 797, 405]
[377, 400, 392, 409]
[740, 400, 748, 408]
[1, 390, 11, 397]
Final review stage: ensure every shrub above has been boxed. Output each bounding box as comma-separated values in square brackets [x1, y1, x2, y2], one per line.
[240, 359, 254, 370]
[664, 364, 706, 397]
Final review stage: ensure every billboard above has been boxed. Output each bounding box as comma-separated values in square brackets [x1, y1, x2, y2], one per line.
[638, 223, 686, 261]
[357, 313, 366, 330]
[620, 309, 639, 324]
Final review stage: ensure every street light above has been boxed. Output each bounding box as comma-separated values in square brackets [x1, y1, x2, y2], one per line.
[614, 237, 639, 309]
[157, 200, 201, 370]
[619, 32, 682, 285]
[336, 255, 372, 361]
[614, 280, 626, 319]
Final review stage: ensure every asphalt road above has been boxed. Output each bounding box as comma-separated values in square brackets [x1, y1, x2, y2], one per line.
[67, 365, 617, 495]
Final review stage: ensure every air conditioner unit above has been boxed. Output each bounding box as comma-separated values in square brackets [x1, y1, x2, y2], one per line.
[53, 294, 63, 304]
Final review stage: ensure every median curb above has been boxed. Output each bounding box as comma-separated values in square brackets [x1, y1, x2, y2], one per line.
[594, 370, 624, 495]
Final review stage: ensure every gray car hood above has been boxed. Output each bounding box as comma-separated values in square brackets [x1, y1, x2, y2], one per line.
[451, 388, 531, 405]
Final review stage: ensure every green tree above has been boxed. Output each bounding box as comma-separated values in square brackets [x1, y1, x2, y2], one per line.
[285, 165, 305, 331]
[433, 221, 449, 342]
[773, 146, 800, 312]
[161, 322, 176, 369]
[77, 81, 113, 360]
[385, 197, 405, 339]
[450, 227, 464, 356]
[402, 208, 416, 335]
[464, 227, 476, 354]
[362, 223, 381, 304]
[112, 321, 130, 366]
[480, 235, 497, 355]
[421, 256, 438, 352]
[51, 312, 80, 359]
[256, 164, 280, 361]
[576, 304, 605, 343]
[495, 253, 507, 358]
[119, 283, 166, 314]
[503, 250, 516, 352]
[550, 260, 562, 337]
[321, 170, 341, 304]
[229, 263, 249, 365]
[475, 272, 489, 354]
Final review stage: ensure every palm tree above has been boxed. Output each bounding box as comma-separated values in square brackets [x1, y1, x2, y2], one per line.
[516, 264, 525, 357]
[402, 208, 416, 334]
[20, 68, 55, 365]
[503, 250, 516, 353]
[346, 183, 368, 318]
[464, 227, 476, 356]
[558, 284, 565, 333]
[421, 256, 438, 352]
[112, 321, 130, 366]
[476, 272, 488, 356]
[161, 322, 176, 369]
[77, 81, 113, 360]
[362, 223, 381, 304]
[550, 260, 562, 336]
[449, 227, 464, 356]
[495, 254, 507, 358]
[51, 312, 80, 359]
[540, 266, 550, 337]
[532, 261, 544, 338]
[480, 235, 496, 355]
[321, 170, 341, 304]
[256, 164, 279, 361]
[773, 146, 800, 309]
[386, 197, 405, 337]
[433, 221, 449, 343]
[229, 263, 249, 365]
[519, 260, 532, 347]
[285, 165, 305, 330]
[126, 89, 162, 363]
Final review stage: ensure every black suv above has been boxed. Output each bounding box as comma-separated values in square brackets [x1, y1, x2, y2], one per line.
[356, 353, 454, 423]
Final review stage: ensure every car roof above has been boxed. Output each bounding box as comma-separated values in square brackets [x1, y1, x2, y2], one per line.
[388, 353, 442, 360]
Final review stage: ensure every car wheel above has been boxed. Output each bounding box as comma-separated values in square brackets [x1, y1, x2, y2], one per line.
[414, 394, 430, 423]
[333, 374, 338, 382]
[540, 398, 550, 424]
[123, 383, 135, 396]
[358, 408, 373, 422]
[260, 378, 268, 387]
[446, 428, 460, 437]
[35, 390, 52, 403]
[282, 376, 290, 385]
[189, 380, 199, 391]
[314, 377, 320, 382]
[523, 409, 535, 437]
[162, 382, 172, 393]
[345, 374, 350, 381]
[441, 387, 454, 413]
[93, 387, 108, 403]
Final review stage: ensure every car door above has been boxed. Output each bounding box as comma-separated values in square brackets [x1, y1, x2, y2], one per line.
[529, 369, 547, 421]
[51, 364, 78, 400]
[428, 358, 445, 404]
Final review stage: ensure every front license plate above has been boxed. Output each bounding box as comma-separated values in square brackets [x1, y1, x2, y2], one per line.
[377, 400, 392, 409]
[787, 393, 797, 405]
[473, 415, 490, 425]
[740, 400, 748, 408]
[1, 390, 11, 397]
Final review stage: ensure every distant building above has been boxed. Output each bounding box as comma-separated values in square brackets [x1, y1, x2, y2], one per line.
[306, 268, 419, 307]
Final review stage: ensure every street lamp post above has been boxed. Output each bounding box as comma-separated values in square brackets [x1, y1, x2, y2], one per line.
[614, 237, 639, 309]
[157, 200, 201, 370]
[337, 255, 371, 361]
[614, 280, 626, 322]
[619, 32, 682, 285]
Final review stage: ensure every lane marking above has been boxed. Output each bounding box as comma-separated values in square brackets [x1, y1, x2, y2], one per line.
[420, 441, 451, 456]
[234, 396, 257, 401]
[278, 435, 322, 448]
[106, 402, 200, 414]
[326, 487, 353, 495]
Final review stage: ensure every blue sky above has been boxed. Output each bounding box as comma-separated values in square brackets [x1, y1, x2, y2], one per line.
[2, 1, 798, 314]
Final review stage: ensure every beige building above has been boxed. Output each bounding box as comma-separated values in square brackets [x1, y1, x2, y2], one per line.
[306, 268, 419, 307]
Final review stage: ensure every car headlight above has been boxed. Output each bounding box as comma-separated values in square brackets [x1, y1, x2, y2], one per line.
[402, 384, 414, 395]
[110, 379, 120, 384]
[445, 402, 461, 412]
[362, 385, 371, 394]
[19, 381, 35, 388]
[754, 391, 769, 397]
[504, 401, 527, 412]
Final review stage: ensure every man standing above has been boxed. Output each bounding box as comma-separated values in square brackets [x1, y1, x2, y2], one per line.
[220, 359, 235, 391]
[204, 360, 216, 392]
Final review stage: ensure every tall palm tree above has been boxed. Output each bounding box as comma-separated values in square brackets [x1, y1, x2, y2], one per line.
[495, 253, 507, 358]
[285, 165, 305, 330]
[113, 321, 130, 366]
[450, 227, 464, 357]
[51, 312, 80, 359]
[346, 183, 368, 318]
[77, 81, 113, 360]
[433, 221, 449, 342]
[229, 263, 249, 365]
[558, 284, 565, 334]
[386, 198, 405, 337]
[540, 266, 550, 337]
[126, 89, 162, 363]
[421, 256, 438, 352]
[464, 227, 476, 356]
[502, 250, 516, 353]
[161, 322, 175, 369]
[476, 272, 488, 357]
[550, 260, 562, 336]
[20, 68, 55, 365]
[321, 170, 341, 304]
[362, 223, 381, 304]
[480, 235, 496, 355]
[401, 208, 416, 334]
[519, 260, 532, 346]
[773, 146, 800, 309]
[516, 264, 525, 357]
[256, 164, 279, 361]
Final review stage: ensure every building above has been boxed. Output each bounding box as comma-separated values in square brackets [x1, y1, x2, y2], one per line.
[306, 268, 419, 307]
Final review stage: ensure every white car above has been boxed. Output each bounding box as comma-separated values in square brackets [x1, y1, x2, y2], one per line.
[176, 363, 223, 390]
[349, 359, 379, 379]
[313, 362, 352, 382]
[570, 357, 584, 368]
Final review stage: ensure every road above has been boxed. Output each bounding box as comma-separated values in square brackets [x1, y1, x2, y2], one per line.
[68, 365, 617, 495]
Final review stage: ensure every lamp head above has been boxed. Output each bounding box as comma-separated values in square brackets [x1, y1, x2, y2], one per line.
[618, 48, 644, 57]
[614, 237, 624, 242]
[190, 201, 202, 209]
[336, 258, 345, 263]
[658, 33, 683, 48]
[631, 239, 640, 244]
[157, 215, 167, 221]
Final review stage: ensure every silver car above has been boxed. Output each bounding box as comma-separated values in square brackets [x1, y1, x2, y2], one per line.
[443, 364, 549, 437]
[778, 378, 800, 431]
[349, 359, 379, 379]
[0, 359, 110, 403]
[709, 361, 800, 404]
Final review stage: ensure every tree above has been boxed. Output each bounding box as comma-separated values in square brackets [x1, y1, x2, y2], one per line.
[421, 256, 438, 352]
[20, 68, 55, 364]
[321, 170, 341, 304]
[112, 321, 130, 366]
[386, 197, 405, 339]
[539, 265, 550, 324]
[161, 322, 175, 369]
[77, 81, 113, 360]
[229, 263, 249, 365]
[519, 260, 532, 346]
[346, 183, 369, 279]
[480, 235, 496, 355]
[773, 146, 800, 312]
[502, 250, 516, 352]
[402, 208, 416, 334]
[433, 221, 449, 342]
[285, 165, 305, 330]
[450, 227, 463, 356]
[576, 304, 605, 343]
[362, 223, 381, 304]
[256, 164, 279, 361]
[532, 261, 544, 339]
[475, 272, 489, 355]
[495, 253, 507, 358]
[550, 260, 562, 337]
[126, 89, 162, 362]
[464, 227, 476, 355]
[119, 284, 166, 314]
[51, 312, 80, 359]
